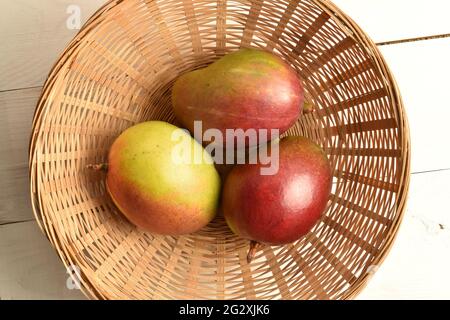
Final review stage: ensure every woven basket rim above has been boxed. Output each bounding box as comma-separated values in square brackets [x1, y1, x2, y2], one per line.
[28, 0, 411, 300]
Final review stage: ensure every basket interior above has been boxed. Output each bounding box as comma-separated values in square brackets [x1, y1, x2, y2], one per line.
[30, 0, 409, 299]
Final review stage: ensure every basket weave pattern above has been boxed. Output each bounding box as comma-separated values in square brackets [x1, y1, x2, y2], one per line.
[29, 0, 410, 299]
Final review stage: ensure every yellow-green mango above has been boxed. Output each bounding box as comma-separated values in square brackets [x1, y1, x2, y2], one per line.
[106, 121, 221, 235]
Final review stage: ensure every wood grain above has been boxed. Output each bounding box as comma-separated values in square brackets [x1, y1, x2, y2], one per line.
[0, 87, 42, 224]
[0, 0, 106, 91]
[380, 38, 450, 173]
[357, 170, 450, 299]
[0, 221, 86, 299]
[333, 0, 450, 44]
[1, 0, 449, 91]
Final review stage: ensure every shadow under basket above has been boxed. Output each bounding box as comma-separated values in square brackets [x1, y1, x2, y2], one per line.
[29, 0, 410, 300]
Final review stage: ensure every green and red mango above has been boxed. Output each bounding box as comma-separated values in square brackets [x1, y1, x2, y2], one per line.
[172, 48, 304, 147]
[106, 121, 221, 235]
[223, 136, 332, 245]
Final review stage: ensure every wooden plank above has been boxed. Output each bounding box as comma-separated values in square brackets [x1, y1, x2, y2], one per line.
[2, 0, 448, 91]
[357, 170, 450, 299]
[332, 0, 450, 44]
[0, 87, 42, 224]
[3, 170, 448, 300]
[379, 38, 450, 173]
[1, 39, 448, 226]
[0, 0, 106, 91]
[0, 220, 86, 299]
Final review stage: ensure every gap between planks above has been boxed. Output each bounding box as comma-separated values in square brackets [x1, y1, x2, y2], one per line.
[0, 218, 35, 227]
[376, 32, 450, 46]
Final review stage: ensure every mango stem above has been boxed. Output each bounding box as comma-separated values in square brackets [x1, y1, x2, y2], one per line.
[86, 163, 109, 172]
[247, 240, 262, 263]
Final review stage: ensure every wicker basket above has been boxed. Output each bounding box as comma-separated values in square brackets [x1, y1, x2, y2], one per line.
[29, 0, 410, 300]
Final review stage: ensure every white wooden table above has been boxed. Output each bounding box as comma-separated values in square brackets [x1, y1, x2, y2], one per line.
[0, 0, 449, 300]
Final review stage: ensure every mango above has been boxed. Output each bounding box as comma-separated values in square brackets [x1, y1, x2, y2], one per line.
[106, 121, 221, 235]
